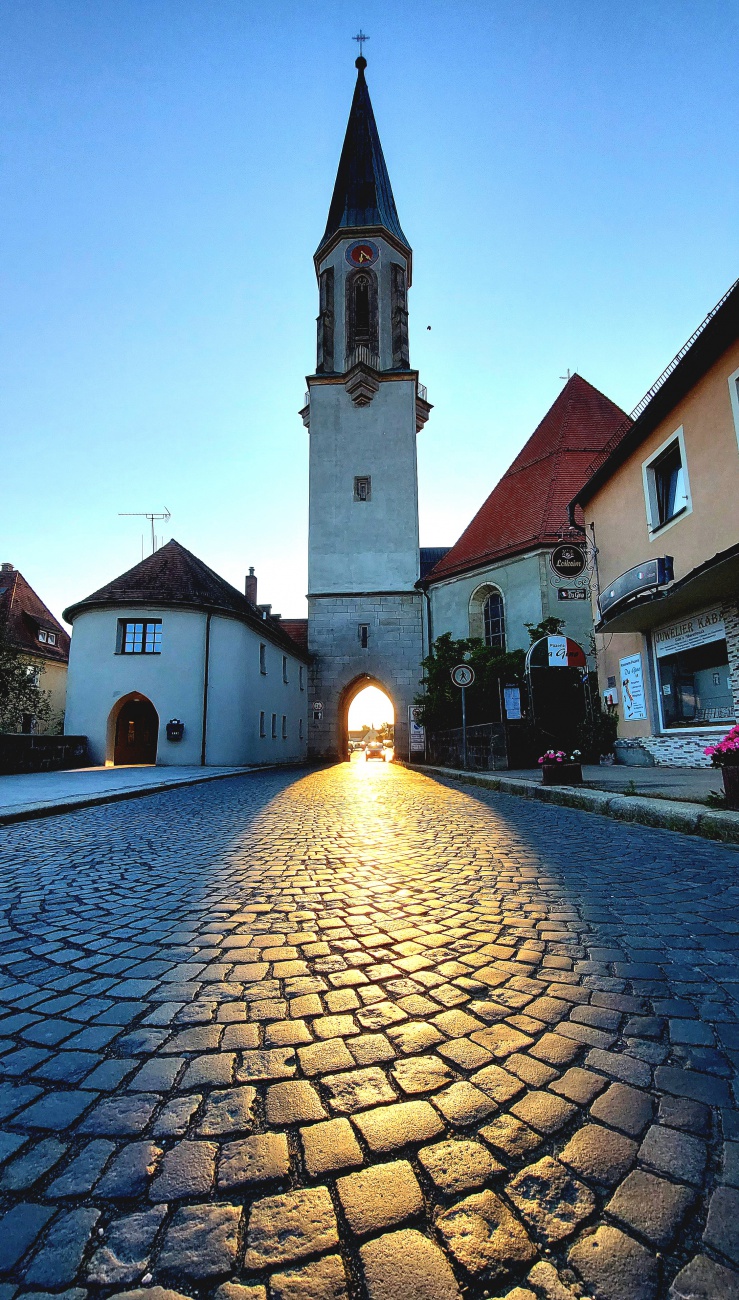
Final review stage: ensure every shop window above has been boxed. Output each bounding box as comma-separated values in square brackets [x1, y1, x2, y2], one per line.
[643, 429, 691, 534]
[654, 610, 735, 730]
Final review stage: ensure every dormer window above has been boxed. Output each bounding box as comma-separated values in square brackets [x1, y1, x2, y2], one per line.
[37, 629, 57, 646]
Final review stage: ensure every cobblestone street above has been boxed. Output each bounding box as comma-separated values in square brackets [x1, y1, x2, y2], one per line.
[1, 762, 739, 1300]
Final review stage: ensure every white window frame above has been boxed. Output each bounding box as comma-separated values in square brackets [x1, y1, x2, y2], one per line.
[728, 366, 739, 452]
[641, 426, 692, 538]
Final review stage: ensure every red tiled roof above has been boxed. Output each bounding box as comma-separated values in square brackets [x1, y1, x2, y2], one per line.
[63, 539, 309, 662]
[427, 375, 630, 582]
[280, 619, 309, 651]
[0, 567, 70, 664]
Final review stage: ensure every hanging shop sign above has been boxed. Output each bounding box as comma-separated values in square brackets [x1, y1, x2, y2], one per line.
[653, 607, 725, 658]
[557, 587, 588, 602]
[549, 544, 586, 579]
[598, 556, 674, 619]
[619, 654, 648, 721]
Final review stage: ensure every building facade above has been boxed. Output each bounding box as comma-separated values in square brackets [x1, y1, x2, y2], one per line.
[304, 56, 430, 761]
[424, 375, 629, 662]
[64, 541, 309, 767]
[572, 280, 739, 766]
[0, 562, 69, 733]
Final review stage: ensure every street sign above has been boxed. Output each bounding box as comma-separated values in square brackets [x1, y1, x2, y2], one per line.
[549, 543, 586, 579]
[312, 702, 323, 710]
[451, 664, 475, 688]
[408, 706, 426, 756]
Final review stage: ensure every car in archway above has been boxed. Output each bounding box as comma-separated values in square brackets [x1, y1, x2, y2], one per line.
[365, 741, 386, 761]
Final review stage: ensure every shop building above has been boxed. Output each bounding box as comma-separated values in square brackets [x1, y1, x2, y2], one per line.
[571, 278, 739, 766]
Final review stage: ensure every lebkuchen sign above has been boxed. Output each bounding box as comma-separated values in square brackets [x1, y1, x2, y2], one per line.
[549, 544, 586, 579]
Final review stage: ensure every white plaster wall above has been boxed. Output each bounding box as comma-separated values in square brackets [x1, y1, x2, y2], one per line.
[65, 607, 309, 767]
[308, 378, 420, 594]
[206, 617, 307, 765]
[428, 551, 596, 656]
[64, 607, 207, 766]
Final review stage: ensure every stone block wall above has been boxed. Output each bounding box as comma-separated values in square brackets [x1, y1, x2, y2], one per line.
[722, 600, 739, 723]
[308, 593, 425, 760]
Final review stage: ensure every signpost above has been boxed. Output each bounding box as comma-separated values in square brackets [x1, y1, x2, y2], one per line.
[451, 663, 475, 769]
[408, 706, 426, 760]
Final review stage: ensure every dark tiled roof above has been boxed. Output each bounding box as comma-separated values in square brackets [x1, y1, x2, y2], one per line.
[419, 548, 451, 580]
[427, 375, 630, 583]
[316, 59, 410, 257]
[63, 540, 309, 661]
[280, 619, 309, 652]
[0, 567, 70, 664]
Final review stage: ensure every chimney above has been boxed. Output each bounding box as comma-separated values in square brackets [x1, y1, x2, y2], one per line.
[245, 566, 257, 605]
[1, 563, 13, 572]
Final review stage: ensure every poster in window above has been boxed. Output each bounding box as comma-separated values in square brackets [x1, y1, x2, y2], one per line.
[619, 654, 647, 721]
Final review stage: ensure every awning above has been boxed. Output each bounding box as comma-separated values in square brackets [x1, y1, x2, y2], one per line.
[596, 543, 739, 634]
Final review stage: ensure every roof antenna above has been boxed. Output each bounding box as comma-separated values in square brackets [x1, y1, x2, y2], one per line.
[353, 29, 369, 65]
[119, 509, 171, 557]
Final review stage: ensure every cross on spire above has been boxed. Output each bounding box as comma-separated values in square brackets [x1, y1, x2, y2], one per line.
[353, 29, 369, 58]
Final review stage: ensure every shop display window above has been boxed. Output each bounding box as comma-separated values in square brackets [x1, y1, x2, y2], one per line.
[656, 639, 734, 728]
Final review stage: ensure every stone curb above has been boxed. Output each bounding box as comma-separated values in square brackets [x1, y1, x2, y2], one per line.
[0, 765, 295, 828]
[400, 762, 739, 846]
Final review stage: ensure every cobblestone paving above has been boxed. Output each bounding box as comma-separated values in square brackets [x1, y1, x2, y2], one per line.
[1, 762, 739, 1300]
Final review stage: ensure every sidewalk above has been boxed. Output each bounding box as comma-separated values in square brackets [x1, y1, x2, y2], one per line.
[508, 763, 721, 804]
[0, 765, 258, 826]
[405, 761, 739, 845]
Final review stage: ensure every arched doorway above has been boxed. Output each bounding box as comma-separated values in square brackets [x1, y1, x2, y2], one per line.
[112, 696, 159, 766]
[340, 676, 395, 761]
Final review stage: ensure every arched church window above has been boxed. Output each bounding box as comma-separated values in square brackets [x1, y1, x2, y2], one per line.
[346, 268, 378, 362]
[354, 275, 371, 342]
[483, 592, 505, 650]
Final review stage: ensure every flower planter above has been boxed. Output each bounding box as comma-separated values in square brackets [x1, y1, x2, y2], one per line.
[722, 765, 739, 810]
[541, 762, 583, 786]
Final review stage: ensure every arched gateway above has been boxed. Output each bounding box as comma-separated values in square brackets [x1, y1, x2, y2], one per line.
[304, 57, 430, 762]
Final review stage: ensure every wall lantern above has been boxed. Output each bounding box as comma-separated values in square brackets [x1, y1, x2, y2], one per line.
[166, 719, 185, 742]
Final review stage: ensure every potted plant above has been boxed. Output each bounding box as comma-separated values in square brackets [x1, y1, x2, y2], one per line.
[704, 726, 739, 810]
[538, 749, 583, 786]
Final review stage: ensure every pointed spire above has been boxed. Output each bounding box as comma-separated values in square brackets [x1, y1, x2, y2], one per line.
[317, 57, 410, 257]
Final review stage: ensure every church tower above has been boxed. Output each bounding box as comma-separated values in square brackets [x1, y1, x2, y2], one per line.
[303, 55, 431, 760]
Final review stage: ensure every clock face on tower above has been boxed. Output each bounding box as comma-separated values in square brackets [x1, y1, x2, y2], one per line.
[345, 240, 379, 268]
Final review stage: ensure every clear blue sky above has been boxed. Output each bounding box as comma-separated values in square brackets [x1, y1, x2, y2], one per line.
[2, 1, 737, 627]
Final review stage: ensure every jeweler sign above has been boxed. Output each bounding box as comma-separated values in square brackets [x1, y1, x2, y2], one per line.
[653, 607, 725, 658]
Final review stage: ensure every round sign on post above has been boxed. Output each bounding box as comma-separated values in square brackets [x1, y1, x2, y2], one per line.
[549, 543, 586, 579]
[451, 664, 475, 688]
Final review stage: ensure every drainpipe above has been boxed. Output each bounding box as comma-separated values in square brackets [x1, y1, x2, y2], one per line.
[201, 612, 212, 766]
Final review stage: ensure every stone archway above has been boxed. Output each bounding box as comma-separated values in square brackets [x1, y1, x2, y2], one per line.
[338, 675, 395, 762]
[108, 693, 159, 766]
